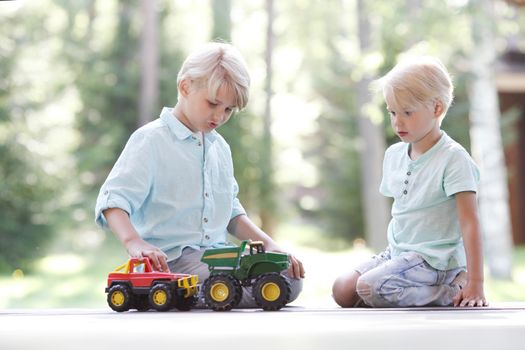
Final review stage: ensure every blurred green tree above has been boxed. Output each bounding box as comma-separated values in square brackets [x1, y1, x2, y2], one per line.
[210, 0, 274, 230]
[55, 0, 140, 233]
[0, 7, 59, 273]
[54, 1, 184, 237]
[300, 0, 365, 244]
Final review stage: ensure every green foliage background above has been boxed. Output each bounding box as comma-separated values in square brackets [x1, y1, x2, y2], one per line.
[1, 0, 525, 306]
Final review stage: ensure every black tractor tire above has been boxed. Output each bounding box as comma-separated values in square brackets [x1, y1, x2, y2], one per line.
[107, 284, 133, 312]
[149, 283, 173, 312]
[203, 273, 242, 311]
[253, 273, 291, 311]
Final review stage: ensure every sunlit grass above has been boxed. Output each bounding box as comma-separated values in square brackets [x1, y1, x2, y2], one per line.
[0, 258, 108, 309]
[0, 233, 126, 309]
[274, 221, 355, 252]
[484, 248, 525, 303]
[1, 224, 524, 309]
[37, 254, 87, 275]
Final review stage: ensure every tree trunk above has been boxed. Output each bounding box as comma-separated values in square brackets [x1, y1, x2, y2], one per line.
[405, 0, 421, 49]
[260, 0, 276, 235]
[356, 0, 389, 251]
[139, 0, 159, 126]
[212, 0, 231, 41]
[468, 0, 513, 279]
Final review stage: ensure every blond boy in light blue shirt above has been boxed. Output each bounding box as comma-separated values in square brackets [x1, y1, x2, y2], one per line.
[95, 43, 304, 307]
[332, 57, 488, 308]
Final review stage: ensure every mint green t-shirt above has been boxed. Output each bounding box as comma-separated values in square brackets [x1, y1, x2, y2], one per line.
[380, 131, 480, 270]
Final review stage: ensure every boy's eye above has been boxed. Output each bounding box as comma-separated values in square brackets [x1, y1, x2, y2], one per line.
[226, 107, 233, 113]
[208, 100, 218, 107]
[388, 110, 395, 117]
[404, 111, 412, 116]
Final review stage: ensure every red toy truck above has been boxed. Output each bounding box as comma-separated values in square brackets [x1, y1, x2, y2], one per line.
[105, 258, 199, 312]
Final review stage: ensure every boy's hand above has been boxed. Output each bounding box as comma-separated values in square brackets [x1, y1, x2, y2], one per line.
[104, 208, 170, 272]
[265, 242, 305, 279]
[125, 237, 170, 273]
[287, 253, 305, 280]
[227, 215, 305, 279]
[453, 281, 488, 307]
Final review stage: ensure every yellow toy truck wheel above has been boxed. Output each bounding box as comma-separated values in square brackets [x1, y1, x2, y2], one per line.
[107, 284, 132, 312]
[148, 283, 173, 312]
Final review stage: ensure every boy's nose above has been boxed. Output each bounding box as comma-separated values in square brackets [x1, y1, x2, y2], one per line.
[391, 116, 399, 126]
[214, 110, 227, 123]
[212, 112, 223, 123]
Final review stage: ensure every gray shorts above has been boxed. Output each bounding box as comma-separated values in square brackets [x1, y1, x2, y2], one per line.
[168, 247, 303, 308]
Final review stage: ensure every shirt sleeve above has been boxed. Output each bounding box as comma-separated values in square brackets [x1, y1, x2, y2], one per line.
[94, 130, 155, 228]
[379, 146, 394, 197]
[230, 176, 246, 220]
[443, 149, 480, 197]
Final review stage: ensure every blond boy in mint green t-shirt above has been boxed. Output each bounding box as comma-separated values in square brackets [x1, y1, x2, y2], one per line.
[381, 131, 479, 271]
[332, 57, 488, 308]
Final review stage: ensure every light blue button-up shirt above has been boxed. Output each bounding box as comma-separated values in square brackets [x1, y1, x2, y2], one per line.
[95, 107, 246, 261]
[380, 131, 480, 270]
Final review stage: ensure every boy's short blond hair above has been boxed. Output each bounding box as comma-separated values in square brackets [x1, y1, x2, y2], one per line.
[379, 56, 454, 122]
[177, 42, 250, 111]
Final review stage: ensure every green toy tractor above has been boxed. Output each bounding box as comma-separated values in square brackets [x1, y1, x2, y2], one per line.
[201, 240, 291, 311]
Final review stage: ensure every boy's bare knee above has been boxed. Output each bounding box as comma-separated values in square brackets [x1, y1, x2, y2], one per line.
[332, 275, 360, 308]
[332, 278, 347, 307]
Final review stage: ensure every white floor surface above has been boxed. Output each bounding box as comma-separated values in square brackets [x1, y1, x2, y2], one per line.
[1, 303, 524, 350]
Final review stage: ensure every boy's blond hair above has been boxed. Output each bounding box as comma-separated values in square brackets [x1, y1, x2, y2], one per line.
[379, 56, 454, 122]
[177, 42, 250, 111]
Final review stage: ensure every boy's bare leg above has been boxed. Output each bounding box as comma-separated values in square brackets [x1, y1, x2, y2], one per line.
[332, 271, 363, 307]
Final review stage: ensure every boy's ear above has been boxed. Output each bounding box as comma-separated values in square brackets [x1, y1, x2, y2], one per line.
[434, 100, 444, 117]
[178, 79, 191, 97]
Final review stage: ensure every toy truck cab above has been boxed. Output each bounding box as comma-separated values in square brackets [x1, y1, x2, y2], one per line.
[201, 240, 291, 311]
[105, 258, 199, 312]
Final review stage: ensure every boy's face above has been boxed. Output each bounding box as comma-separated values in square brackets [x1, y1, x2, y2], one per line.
[178, 80, 236, 133]
[386, 95, 441, 145]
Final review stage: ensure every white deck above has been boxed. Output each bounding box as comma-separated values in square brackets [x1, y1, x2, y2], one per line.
[1, 304, 524, 350]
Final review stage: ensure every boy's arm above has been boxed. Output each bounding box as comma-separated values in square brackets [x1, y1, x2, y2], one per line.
[227, 214, 305, 279]
[104, 208, 170, 272]
[453, 191, 488, 307]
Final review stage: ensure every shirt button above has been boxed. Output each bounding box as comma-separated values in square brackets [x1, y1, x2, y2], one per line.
[205, 192, 209, 197]
[205, 235, 210, 240]
[203, 218, 208, 223]
[403, 190, 408, 195]
[104, 190, 109, 195]
[404, 180, 408, 184]
[198, 142, 202, 146]
[407, 171, 411, 176]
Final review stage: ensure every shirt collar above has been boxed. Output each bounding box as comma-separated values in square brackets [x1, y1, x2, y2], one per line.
[159, 107, 218, 143]
[406, 130, 448, 167]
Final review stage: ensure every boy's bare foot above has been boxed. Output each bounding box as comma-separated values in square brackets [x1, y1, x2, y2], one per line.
[451, 270, 468, 290]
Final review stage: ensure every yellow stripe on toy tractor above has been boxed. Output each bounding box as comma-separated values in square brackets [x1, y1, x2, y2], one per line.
[203, 252, 239, 259]
[201, 244, 246, 269]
